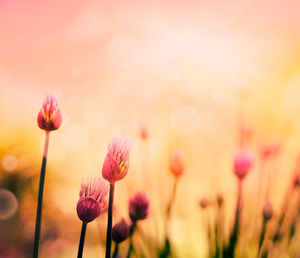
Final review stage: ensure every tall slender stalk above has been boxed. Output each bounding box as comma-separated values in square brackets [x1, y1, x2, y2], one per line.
[33, 131, 50, 258]
[165, 178, 178, 235]
[224, 180, 242, 257]
[77, 222, 87, 258]
[127, 221, 136, 258]
[257, 219, 267, 257]
[105, 183, 115, 258]
[112, 243, 119, 258]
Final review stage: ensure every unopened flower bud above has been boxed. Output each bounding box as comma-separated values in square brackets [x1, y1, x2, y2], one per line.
[233, 150, 253, 180]
[199, 198, 209, 209]
[112, 218, 130, 243]
[129, 192, 149, 221]
[170, 150, 184, 177]
[76, 177, 109, 223]
[102, 136, 131, 184]
[37, 95, 62, 131]
[262, 200, 273, 221]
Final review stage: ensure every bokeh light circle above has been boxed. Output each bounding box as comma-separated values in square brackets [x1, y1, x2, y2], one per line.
[2, 155, 18, 172]
[0, 189, 18, 220]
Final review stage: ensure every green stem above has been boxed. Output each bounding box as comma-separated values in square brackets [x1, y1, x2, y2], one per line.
[105, 183, 115, 258]
[77, 222, 87, 258]
[257, 219, 267, 257]
[225, 180, 242, 257]
[127, 221, 136, 258]
[112, 243, 119, 258]
[33, 131, 50, 258]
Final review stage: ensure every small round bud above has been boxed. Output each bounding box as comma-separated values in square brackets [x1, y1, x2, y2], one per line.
[262, 200, 273, 221]
[129, 192, 149, 221]
[294, 172, 300, 188]
[112, 218, 130, 243]
[217, 194, 224, 207]
[140, 125, 148, 140]
[199, 198, 209, 209]
[170, 150, 184, 177]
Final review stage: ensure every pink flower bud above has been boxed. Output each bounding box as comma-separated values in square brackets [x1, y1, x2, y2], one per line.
[140, 125, 148, 140]
[37, 95, 62, 131]
[233, 150, 253, 180]
[112, 218, 130, 243]
[102, 136, 131, 184]
[170, 150, 184, 177]
[261, 142, 281, 160]
[129, 192, 149, 221]
[262, 200, 273, 221]
[76, 177, 109, 223]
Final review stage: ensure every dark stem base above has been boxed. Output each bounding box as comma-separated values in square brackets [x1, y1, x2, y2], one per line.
[105, 183, 115, 258]
[78, 222, 87, 258]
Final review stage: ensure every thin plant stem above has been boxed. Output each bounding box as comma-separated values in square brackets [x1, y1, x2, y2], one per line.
[224, 179, 242, 257]
[105, 183, 115, 258]
[257, 219, 267, 257]
[215, 202, 224, 258]
[112, 243, 119, 258]
[77, 222, 87, 258]
[33, 131, 50, 258]
[165, 178, 179, 236]
[127, 221, 136, 258]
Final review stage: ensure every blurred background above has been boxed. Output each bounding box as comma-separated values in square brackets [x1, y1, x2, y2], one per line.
[1, 0, 300, 257]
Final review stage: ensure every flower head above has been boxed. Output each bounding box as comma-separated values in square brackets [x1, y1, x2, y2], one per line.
[76, 177, 109, 223]
[37, 95, 62, 131]
[233, 150, 253, 180]
[129, 192, 149, 221]
[261, 142, 281, 160]
[102, 136, 131, 184]
[170, 150, 184, 177]
[262, 200, 273, 221]
[112, 218, 130, 243]
[139, 125, 148, 140]
[199, 198, 209, 209]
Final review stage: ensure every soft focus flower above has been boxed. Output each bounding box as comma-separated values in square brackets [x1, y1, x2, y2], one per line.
[217, 194, 224, 207]
[102, 136, 131, 184]
[112, 218, 130, 243]
[170, 150, 184, 177]
[233, 150, 253, 180]
[37, 95, 62, 131]
[139, 125, 148, 140]
[199, 198, 209, 209]
[262, 200, 273, 221]
[261, 142, 281, 160]
[76, 177, 109, 223]
[0, 189, 18, 220]
[129, 192, 149, 221]
[294, 172, 300, 187]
